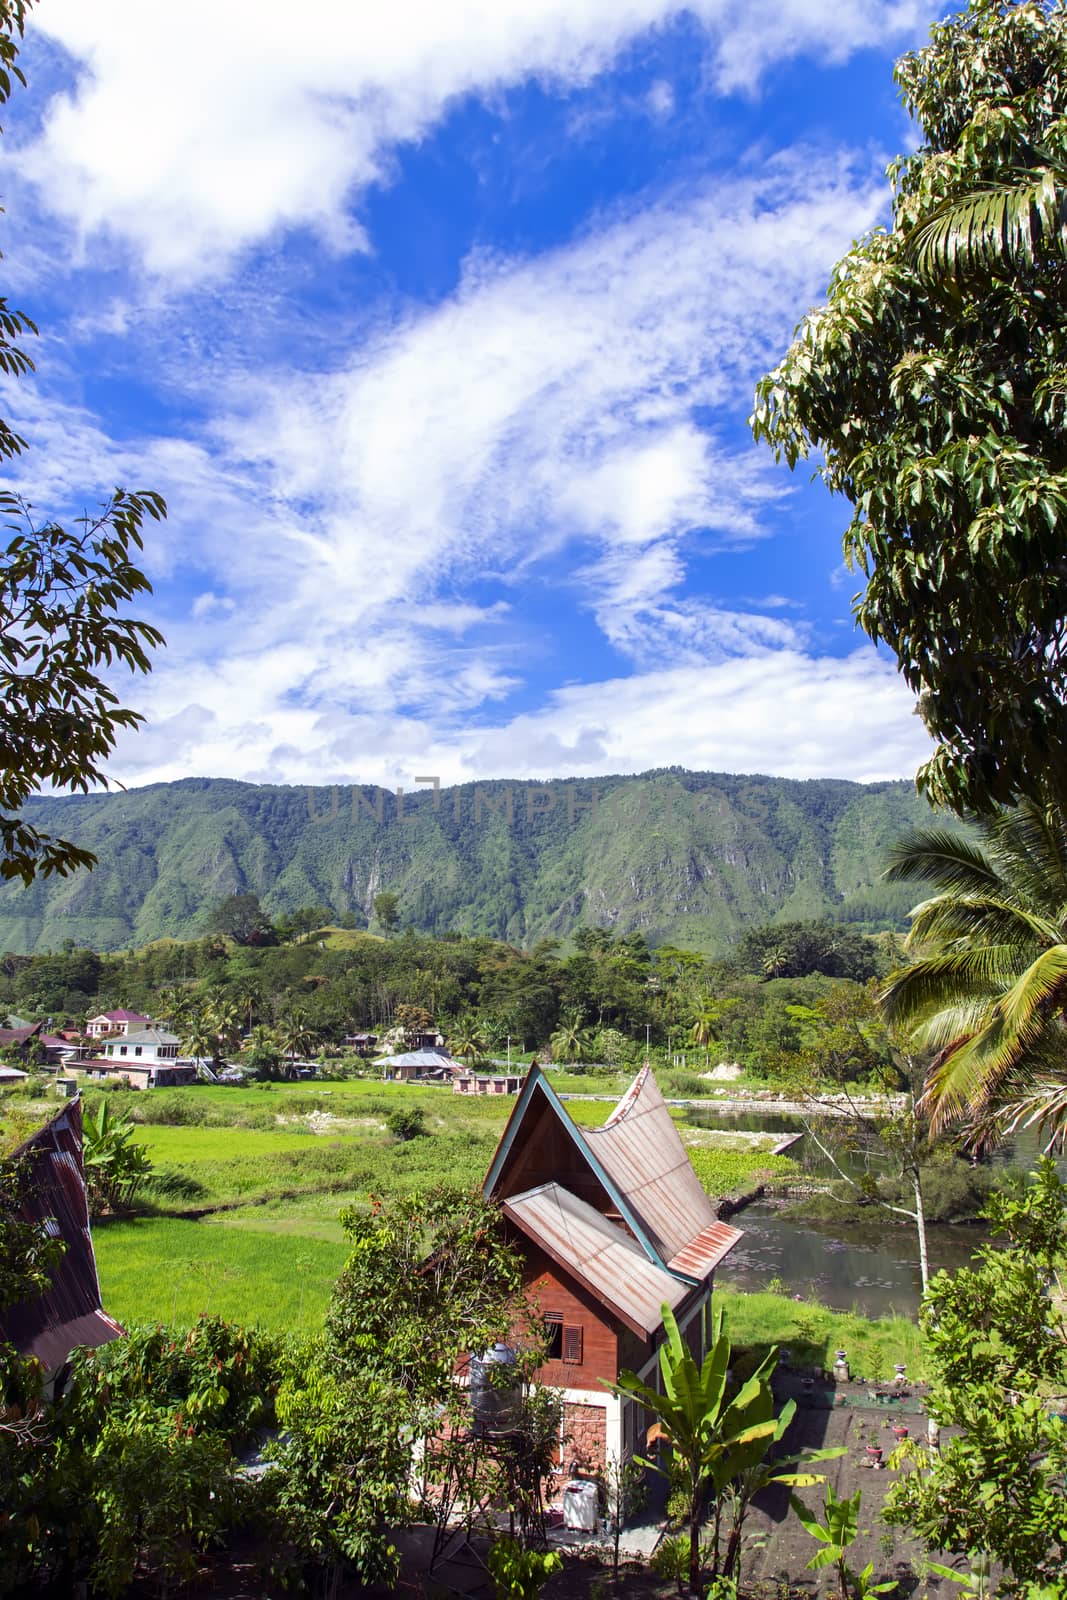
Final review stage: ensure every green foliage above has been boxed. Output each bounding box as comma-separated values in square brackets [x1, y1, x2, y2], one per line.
[0, 1314, 278, 1597]
[612, 1304, 781, 1592]
[386, 1105, 427, 1140]
[0, 1146, 65, 1310]
[0, 771, 935, 955]
[737, 921, 882, 983]
[276, 1187, 527, 1585]
[791, 1484, 895, 1600]
[373, 890, 400, 933]
[206, 891, 276, 947]
[326, 1186, 521, 1396]
[487, 1536, 562, 1600]
[82, 1098, 154, 1215]
[883, 1160, 1067, 1590]
[881, 798, 1067, 1145]
[271, 1349, 411, 1588]
[0, 1, 164, 888]
[752, 0, 1067, 814]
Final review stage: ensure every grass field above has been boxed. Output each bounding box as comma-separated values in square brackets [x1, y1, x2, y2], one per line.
[75, 1076, 792, 1327]
[94, 1216, 348, 1332]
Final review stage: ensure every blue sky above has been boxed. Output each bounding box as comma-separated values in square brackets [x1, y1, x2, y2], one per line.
[3, 0, 942, 792]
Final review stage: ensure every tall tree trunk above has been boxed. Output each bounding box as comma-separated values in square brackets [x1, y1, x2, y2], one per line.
[912, 1165, 930, 1294]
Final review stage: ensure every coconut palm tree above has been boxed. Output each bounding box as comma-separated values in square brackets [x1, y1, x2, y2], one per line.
[276, 1012, 317, 1075]
[181, 1012, 218, 1080]
[880, 798, 1067, 1148]
[549, 1010, 593, 1066]
[446, 1018, 488, 1067]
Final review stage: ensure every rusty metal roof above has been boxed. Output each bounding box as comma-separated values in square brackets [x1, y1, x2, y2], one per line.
[586, 1064, 721, 1266]
[667, 1219, 743, 1278]
[503, 1181, 690, 1338]
[0, 1098, 124, 1371]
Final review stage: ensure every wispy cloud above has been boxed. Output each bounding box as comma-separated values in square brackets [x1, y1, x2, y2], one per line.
[19, 0, 933, 282]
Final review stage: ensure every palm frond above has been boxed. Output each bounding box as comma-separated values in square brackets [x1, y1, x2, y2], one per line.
[882, 945, 1024, 1025]
[998, 945, 1067, 1049]
[883, 829, 1007, 898]
[906, 894, 1056, 952]
[910, 167, 1067, 277]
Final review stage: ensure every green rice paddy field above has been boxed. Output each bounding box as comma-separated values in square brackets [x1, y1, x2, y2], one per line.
[75, 1076, 796, 1331]
[44, 1074, 916, 1375]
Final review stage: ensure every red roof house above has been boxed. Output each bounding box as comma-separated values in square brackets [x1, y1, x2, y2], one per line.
[0, 1099, 124, 1380]
[84, 1009, 151, 1040]
[484, 1064, 742, 1473]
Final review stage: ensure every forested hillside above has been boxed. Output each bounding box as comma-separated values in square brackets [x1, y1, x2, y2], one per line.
[0, 770, 938, 954]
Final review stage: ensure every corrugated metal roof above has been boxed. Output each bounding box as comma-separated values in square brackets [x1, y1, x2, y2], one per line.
[585, 1064, 720, 1267]
[668, 1219, 744, 1278]
[0, 1098, 124, 1370]
[503, 1182, 689, 1338]
[377, 1048, 456, 1068]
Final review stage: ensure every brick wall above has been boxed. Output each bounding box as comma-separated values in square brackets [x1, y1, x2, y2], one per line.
[562, 1401, 608, 1475]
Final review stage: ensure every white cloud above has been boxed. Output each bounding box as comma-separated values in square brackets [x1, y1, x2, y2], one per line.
[5, 147, 920, 792]
[108, 650, 931, 791]
[19, 0, 934, 280]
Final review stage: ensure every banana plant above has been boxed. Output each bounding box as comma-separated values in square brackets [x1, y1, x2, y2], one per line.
[791, 1483, 896, 1600]
[713, 1386, 844, 1585]
[610, 1303, 779, 1593]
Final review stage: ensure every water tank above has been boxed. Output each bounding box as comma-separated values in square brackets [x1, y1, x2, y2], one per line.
[470, 1342, 522, 1437]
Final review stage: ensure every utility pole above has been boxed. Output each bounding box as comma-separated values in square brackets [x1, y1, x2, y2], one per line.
[506, 1035, 511, 1071]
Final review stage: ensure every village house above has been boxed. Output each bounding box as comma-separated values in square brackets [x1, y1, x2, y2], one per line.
[70, 1027, 197, 1090]
[483, 1063, 742, 1473]
[84, 1008, 152, 1040]
[0, 1098, 124, 1390]
[377, 1046, 458, 1081]
[453, 1071, 523, 1096]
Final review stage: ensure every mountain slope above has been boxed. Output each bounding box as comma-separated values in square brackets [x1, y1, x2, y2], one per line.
[0, 770, 939, 954]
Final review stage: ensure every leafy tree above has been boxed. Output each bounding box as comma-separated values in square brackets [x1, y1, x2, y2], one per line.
[386, 1106, 427, 1141]
[275, 1188, 525, 1584]
[751, 0, 1067, 815]
[0, 2, 165, 887]
[373, 891, 400, 935]
[881, 797, 1067, 1147]
[883, 1160, 1067, 1594]
[736, 922, 880, 984]
[206, 892, 276, 947]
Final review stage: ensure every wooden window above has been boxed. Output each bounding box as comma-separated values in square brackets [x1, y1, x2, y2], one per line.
[544, 1315, 582, 1364]
[562, 1324, 583, 1364]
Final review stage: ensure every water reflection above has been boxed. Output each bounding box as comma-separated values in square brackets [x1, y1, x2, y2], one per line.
[715, 1198, 982, 1319]
[687, 1105, 1063, 1318]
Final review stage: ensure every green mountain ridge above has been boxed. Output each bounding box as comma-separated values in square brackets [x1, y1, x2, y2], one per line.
[0, 770, 939, 954]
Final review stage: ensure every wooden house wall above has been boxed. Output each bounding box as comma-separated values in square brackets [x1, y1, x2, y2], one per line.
[519, 1240, 619, 1391]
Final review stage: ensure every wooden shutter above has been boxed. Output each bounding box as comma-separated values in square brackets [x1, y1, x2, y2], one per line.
[562, 1324, 583, 1364]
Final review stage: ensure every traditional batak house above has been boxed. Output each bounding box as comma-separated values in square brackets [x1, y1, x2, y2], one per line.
[0, 1099, 124, 1393]
[484, 1064, 742, 1473]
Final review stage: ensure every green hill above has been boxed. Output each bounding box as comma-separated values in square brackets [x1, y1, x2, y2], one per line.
[0, 770, 940, 954]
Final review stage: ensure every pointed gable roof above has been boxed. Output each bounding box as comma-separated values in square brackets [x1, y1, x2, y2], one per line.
[585, 1064, 719, 1266]
[0, 1099, 124, 1371]
[484, 1064, 740, 1288]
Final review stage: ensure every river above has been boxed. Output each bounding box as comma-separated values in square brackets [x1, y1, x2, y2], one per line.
[686, 1106, 1060, 1318]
